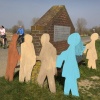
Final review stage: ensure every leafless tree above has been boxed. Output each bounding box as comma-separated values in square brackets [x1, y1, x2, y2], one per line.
[11, 20, 25, 33]
[11, 25, 18, 33]
[76, 18, 87, 35]
[17, 20, 25, 29]
[90, 26, 100, 35]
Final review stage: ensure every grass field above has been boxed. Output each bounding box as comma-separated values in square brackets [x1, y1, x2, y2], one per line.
[0, 40, 100, 100]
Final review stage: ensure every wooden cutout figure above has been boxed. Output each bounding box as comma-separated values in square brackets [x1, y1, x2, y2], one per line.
[56, 33, 85, 96]
[84, 33, 99, 69]
[5, 34, 20, 81]
[19, 34, 36, 82]
[37, 33, 57, 93]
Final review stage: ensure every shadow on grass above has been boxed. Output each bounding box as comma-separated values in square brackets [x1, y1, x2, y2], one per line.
[14, 70, 19, 79]
[55, 61, 65, 90]
[78, 60, 87, 66]
[14, 65, 20, 80]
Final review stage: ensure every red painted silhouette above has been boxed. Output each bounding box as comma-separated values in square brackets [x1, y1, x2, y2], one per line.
[5, 34, 20, 81]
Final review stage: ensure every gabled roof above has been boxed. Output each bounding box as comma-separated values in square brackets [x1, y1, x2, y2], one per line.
[34, 5, 65, 26]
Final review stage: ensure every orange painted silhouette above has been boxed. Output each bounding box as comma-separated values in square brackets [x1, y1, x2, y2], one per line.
[84, 33, 99, 69]
[5, 34, 20, 81]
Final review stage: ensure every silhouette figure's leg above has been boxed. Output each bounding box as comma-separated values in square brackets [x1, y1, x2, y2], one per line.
[71, 79, 79, 96]
[37, 67, 46, 87]
[92, 60, 96, 69]
[19, 64, 25, 82]
[9, 62, 17, 81]
[88, 60, 92, 68]
[64, 78, 71, 95]
[5, 58, 11, 80]
[25, 65, 33, 82]
[26, 73, 32, 82]
[9, 67, 15, 81]
[48, 73, 56, 93]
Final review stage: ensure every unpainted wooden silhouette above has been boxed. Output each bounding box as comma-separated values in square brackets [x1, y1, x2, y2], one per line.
[84, 33, 99, 69]
[19, 34, 36, 82]
[37, 33, 57, 93]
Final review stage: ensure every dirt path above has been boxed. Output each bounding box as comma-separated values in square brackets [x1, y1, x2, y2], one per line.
[0, 48, 8, 77]
[0, 47, 20, 77]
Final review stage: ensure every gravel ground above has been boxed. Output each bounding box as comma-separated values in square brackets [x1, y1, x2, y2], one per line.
[0, 47, 20, 77]
[0, 48, 8, 77]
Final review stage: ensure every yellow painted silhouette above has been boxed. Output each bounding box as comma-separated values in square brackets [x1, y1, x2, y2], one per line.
[84, 33, 99, 69]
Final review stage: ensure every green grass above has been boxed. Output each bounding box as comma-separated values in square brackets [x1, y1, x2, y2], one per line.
[0, 40, 100, 100]
[0, 76, 81, 100]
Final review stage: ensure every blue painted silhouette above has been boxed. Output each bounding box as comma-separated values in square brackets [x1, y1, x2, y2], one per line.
[75, 40, 85, 56]
[56, 33, 85, 96]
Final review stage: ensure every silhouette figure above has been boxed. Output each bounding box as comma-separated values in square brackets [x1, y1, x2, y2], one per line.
[56, 33, 85, 96]
[5, 34, 20, 81]
[37, 33, 57, 93]
[84, 33, 99, 69]
[19, 34, 36, 82]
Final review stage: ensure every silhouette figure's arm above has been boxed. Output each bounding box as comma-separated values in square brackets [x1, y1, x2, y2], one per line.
[75, 41, 86, 55]
[84, 44, 89, 53]
[56, 51, 66, 68]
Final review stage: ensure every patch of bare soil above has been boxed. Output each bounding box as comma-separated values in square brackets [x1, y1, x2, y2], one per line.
[78, 76, 100, 96]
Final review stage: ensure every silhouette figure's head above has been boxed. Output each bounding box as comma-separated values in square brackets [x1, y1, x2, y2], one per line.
[11, 34, 19, 42]
[68, 33, 81, 46]
[41, 33, 50, 45]
[24, 34, 33, 43]
[90, 33, 99, 41]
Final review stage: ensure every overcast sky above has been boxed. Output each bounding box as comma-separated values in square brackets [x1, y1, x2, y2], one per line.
[0, 0, 100, 29]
